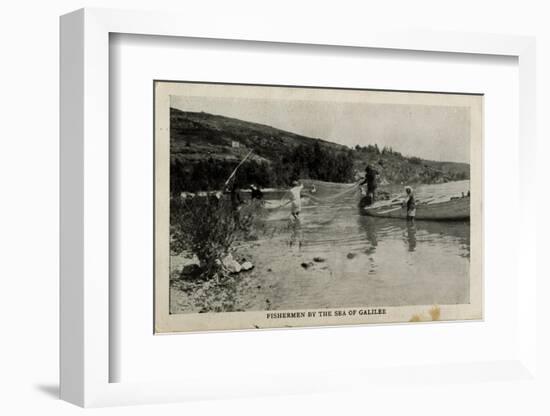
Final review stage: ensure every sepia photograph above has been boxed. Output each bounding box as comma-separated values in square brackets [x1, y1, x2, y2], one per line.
[154, 81, 482, 333]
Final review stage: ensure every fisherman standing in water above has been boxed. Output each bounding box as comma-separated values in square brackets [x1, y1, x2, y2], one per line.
[359, 164, 379, 205]
[249, 184, 264, 201]
[285, 180, 306, 247]
[402, 186, 416, 221]
[289, 180, 304, 222]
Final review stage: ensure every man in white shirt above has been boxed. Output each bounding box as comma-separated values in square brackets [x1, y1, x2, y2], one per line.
[289, 180, 304, 221]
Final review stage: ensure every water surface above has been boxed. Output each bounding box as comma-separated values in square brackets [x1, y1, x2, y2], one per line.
[171, 180, 471, 313]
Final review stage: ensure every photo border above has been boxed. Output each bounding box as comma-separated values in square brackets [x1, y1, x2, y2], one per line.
[153, 80, 483, 334]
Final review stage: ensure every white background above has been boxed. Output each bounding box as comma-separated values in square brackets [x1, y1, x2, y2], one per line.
[1, 1, 549, 415]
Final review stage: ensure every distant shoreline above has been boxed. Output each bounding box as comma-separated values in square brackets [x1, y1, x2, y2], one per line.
[176, 178, 470, 197]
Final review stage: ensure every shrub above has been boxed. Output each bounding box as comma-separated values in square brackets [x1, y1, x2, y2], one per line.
[170, 195, 238, 278]
[170, 195, 265, 279]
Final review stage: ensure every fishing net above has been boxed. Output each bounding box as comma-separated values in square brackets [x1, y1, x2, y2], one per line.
[267, 179, 361, 213]
[301, 179, 360, 204]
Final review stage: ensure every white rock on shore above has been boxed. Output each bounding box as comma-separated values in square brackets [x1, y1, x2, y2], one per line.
[222, 254, 242, 273]
[241, 261, 254, 271]
[221, 254, 254, 273]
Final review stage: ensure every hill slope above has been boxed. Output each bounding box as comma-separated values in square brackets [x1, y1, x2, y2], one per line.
[170, 108, 345, 163]
[351, 145, 469, 185]
[169, 108, 470, 193]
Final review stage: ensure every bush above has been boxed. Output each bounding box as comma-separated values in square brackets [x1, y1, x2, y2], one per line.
[171, 195, 238, 278]
[170, 195, 265, 280]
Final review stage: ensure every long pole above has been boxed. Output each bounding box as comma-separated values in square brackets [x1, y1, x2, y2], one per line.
[224, 149, 254, 187]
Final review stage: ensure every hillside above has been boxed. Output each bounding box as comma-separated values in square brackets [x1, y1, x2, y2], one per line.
[170, 108, 344, 164]
[352, 145, 469, 185]
[169, 108, 470, 193]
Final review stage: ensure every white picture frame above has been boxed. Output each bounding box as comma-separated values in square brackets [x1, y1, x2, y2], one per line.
[60, 8, 538, 408]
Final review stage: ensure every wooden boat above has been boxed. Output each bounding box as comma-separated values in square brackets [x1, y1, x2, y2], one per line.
[361, 196, 470, 221]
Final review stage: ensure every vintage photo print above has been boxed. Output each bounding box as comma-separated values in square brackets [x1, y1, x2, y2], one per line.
[154, 81, 483, 333]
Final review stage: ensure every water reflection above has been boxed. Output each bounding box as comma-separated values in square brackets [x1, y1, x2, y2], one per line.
[362, 215, 378, 251]
[406, 221, 417, 252]
[357, 214, 469, 257]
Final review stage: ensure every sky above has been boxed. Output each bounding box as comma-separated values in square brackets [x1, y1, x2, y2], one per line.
[171, 92, 471, 163]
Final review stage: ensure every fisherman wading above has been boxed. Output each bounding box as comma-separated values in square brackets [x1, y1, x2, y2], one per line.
[403, 186, 416, 221]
